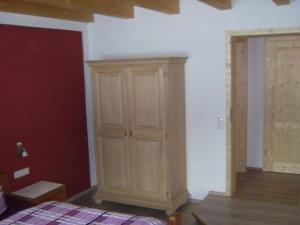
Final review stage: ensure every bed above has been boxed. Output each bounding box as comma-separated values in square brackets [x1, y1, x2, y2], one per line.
[0, 171, 180, 225]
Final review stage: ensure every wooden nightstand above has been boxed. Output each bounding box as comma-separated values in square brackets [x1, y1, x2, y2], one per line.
[11, 181, 66, 204]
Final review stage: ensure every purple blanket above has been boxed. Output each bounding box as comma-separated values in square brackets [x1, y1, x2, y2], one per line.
[0, 201, 166, 225]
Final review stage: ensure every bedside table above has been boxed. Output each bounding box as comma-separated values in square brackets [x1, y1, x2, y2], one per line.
[12, 181, 66, 204]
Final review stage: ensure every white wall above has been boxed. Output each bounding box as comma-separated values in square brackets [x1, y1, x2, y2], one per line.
[0, 12, 97, 187]
[247, 38, 266, 169]
[87, 0, 300, 199]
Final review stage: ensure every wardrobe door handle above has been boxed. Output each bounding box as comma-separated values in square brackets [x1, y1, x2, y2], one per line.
[124, 129, 127, 137]
[129, 130, 133, 136]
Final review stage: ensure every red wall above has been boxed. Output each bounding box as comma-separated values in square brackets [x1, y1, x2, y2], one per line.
[0, 24, 90, 198]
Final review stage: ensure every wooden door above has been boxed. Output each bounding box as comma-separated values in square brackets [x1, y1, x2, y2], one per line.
[265, 36, 300, 174]
[126, 65, 166, 200]
[92, 67, 130, 195]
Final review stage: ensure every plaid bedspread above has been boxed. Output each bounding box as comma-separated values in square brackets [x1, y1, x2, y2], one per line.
[0, 201, 166, 225]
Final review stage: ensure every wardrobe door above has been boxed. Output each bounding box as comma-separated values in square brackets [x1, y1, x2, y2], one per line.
[126, 65, 167, 200]
[92, 67, 129, 195]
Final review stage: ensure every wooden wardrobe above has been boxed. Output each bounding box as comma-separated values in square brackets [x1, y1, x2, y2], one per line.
[87, 58, 188, 215]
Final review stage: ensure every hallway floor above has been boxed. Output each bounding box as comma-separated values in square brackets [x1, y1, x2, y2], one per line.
[192, 170, 300, 225]
[234, 170, 300, 206]
[192, 194, 300, 225]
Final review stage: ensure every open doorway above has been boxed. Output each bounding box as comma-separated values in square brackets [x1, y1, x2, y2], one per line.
[226, 28, 300, 205]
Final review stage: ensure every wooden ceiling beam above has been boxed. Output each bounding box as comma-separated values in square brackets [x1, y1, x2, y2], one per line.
[22, 0, 134, 18]
[0, 0, 94, 22]
[198, 0, 232, 10]
[272, 0, 290, 5]
[118, 0, 180, 14]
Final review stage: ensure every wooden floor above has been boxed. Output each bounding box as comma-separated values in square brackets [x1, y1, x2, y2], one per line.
[75, 171, 300, 225]
[193, 194, 300, 225]
[234, 170, 300, 206]
[77, 193, 300, 225]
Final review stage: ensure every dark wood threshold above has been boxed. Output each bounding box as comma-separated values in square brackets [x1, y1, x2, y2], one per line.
[246, 167, 263, 171]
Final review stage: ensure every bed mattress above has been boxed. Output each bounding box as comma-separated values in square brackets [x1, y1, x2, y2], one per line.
[0, 201, 166, 225]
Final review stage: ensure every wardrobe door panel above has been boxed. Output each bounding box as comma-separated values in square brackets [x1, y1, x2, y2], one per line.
[127, 65, 166, 199]
[92, 68, 129, 195]
[127, 66, 165, 137]
[130, 139, 163, 199]
[99, 137, 128, 192]
[134, 73, 160, 127]
[96, 70, 124, 126]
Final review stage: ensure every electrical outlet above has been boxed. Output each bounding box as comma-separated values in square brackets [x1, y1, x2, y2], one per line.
[14, 167, 30, 179]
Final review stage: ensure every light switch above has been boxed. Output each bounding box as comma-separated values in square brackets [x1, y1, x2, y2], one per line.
[217, 117, 224, 130]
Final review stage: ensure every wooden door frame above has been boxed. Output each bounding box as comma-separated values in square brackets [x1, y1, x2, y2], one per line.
[232, 37, 248, 174]
[225, 27, 300, 196]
